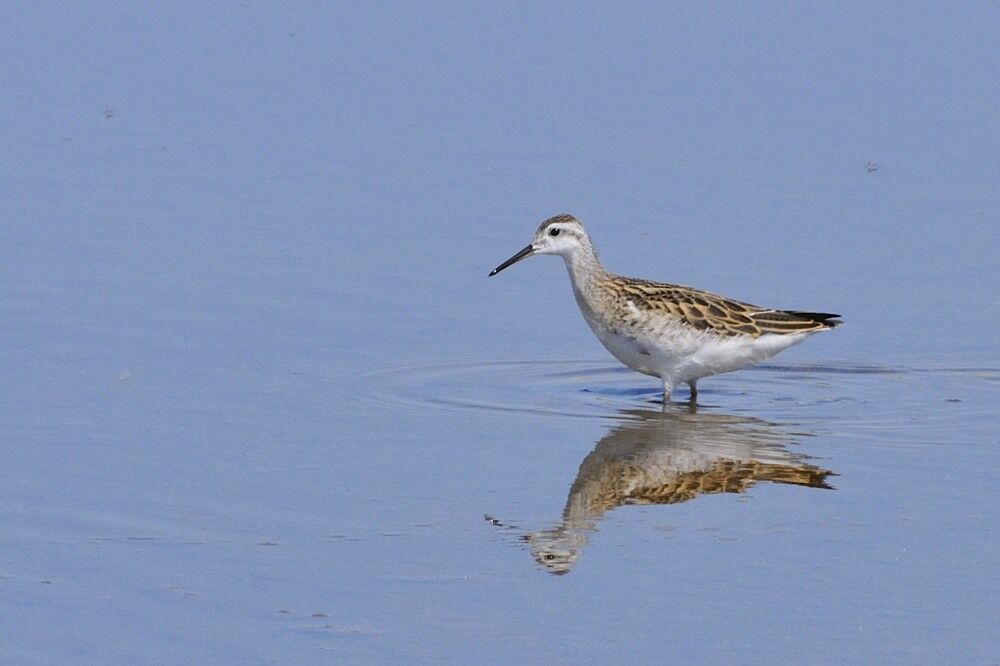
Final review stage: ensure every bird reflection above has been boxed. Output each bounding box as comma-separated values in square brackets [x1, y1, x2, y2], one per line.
[509, 407, 834, 575]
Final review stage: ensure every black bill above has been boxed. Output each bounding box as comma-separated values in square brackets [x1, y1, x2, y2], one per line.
[489, 244, 534, 276]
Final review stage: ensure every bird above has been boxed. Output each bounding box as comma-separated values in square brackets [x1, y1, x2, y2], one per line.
[489, 214, 841, 403]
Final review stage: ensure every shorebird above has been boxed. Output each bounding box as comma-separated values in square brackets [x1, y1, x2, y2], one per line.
[489, 214, 841, 402]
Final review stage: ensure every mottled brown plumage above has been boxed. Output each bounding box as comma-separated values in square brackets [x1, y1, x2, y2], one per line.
[570, 456, 832, 512]
[602, 276, 841, 338]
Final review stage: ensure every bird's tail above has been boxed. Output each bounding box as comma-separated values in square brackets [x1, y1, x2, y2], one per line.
[787, 311, 842, 328]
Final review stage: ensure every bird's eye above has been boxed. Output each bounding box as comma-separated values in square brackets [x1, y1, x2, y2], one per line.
[549, 228, 561, 237]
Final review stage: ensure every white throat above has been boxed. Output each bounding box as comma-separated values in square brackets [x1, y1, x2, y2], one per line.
[560, 241, 606, 293]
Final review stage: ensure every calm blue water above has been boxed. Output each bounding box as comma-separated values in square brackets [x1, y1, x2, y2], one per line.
[2, 4, 998, 664]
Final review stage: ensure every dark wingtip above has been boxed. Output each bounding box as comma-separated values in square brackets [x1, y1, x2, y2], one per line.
[791, 311, 843, 328]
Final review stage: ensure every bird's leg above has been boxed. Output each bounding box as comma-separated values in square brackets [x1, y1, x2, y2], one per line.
[661, 379, 673, 408]
[687, 380, 698, 403]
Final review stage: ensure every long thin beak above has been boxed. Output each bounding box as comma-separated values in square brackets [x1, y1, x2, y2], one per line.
[489, 244, 534, 276]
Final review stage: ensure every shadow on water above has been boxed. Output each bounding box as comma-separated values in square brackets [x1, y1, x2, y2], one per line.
[485, 406, 834, 574]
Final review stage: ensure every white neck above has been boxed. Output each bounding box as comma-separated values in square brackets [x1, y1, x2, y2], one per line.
[561, 239, 607, 295]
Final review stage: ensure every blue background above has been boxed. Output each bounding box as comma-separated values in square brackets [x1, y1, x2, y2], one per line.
[2, 4, 997, 664]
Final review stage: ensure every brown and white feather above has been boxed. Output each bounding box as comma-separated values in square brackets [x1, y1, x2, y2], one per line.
[600, 277, 841, 337]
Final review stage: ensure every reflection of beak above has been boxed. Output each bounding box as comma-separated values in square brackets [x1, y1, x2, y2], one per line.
[489, 244, 535, 276]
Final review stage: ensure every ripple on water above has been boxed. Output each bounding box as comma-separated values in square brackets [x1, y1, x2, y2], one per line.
[360, 360, 998, 447]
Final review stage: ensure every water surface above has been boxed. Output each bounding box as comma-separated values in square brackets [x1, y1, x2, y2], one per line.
[2, 3, 998, 664]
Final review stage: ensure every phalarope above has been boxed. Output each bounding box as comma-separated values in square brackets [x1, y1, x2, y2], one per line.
[489, 214, 841, 403]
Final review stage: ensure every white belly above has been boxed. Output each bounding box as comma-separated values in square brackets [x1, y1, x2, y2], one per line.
[597, 328, 662, 377]
[584, 310, 812, 385]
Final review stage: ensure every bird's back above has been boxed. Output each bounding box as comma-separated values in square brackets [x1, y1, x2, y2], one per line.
[600, 275, 841, 338]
